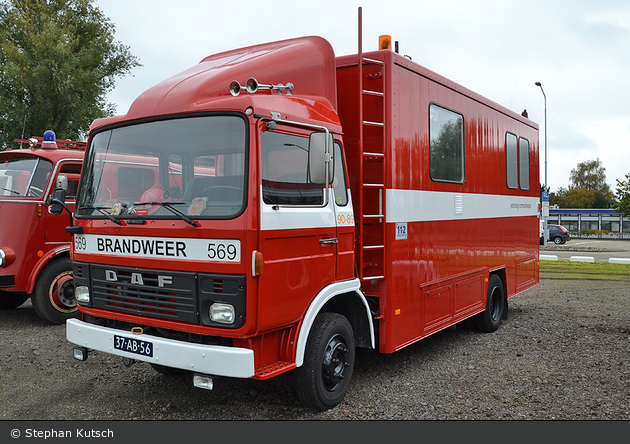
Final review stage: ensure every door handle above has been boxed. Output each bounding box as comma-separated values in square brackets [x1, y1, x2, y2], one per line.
[319, 238, 338, 245]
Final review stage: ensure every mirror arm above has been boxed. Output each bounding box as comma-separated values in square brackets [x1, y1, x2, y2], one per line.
[47, 197, 74, 228]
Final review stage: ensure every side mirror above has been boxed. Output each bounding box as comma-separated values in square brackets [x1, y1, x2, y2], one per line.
[48, 187, 66, 215]
[55, 174, 68, 192]
[308, 132, 334, 185]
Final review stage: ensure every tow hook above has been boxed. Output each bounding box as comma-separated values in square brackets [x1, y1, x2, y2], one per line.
[122, 357, 135, 368]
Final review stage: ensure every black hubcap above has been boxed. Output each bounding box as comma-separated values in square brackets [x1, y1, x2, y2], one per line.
[322, 334, 349, 391]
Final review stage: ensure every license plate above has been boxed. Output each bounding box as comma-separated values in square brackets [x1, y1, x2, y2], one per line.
[114, 335, 153, 357]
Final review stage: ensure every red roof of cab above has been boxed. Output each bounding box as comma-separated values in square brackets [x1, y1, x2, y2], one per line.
[90, 36, 339, 132]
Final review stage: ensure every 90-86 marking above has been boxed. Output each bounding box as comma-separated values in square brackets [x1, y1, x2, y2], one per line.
[337, 214, 354, 225]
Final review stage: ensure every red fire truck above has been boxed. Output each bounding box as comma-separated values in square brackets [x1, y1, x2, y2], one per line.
[0, 134, 86, 324]
[63, 16, 539, 410]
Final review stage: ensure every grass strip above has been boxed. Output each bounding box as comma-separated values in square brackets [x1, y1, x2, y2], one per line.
[540, 260, 630, 281]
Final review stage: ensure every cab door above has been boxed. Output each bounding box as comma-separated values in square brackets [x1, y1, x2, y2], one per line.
[332, 142, 355, 281]
[257, 129, 337, 332]
[45, 161, 82, 244]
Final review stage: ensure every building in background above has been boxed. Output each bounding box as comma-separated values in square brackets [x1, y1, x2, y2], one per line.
[548, 208, 630, 239]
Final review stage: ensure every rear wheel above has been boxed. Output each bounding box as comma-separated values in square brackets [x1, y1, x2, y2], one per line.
[32, 257, 79, 324]
[475, 274, 505, 332]
[294, 312, 355, 411]
[0, 291, 29, 309]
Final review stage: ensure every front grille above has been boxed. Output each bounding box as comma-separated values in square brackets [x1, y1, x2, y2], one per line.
[91, 265, 197, 323]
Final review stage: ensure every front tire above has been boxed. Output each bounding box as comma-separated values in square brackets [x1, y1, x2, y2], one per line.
[31, 257, 79, 324]
[294, 313, 355, 411]
[475, 274, 505, 333]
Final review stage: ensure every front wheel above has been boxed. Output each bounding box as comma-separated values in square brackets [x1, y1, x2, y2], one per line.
[294, 313, 355, 411]
[31, 257, 79, 324]
[475, 274, 505, 333]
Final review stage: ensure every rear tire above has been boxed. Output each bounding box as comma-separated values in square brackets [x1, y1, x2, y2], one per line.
[0, 291, 29, 309]
[475, 274, 505, 333]
[32, 257, 79, 324]
[294, 313, 355, 411]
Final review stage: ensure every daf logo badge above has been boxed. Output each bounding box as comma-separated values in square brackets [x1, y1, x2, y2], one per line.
[104, 270, 173, 288]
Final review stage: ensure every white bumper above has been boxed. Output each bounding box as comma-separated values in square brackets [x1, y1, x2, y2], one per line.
[66, 318, 255, 378]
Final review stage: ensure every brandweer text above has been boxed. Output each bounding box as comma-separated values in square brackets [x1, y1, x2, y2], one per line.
[97, 237, 187, 257]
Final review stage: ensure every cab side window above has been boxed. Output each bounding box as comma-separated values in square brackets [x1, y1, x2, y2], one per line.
[261, 131, 323, 206]
[59, 163, 82, 200]
[333, 144, 348, 206]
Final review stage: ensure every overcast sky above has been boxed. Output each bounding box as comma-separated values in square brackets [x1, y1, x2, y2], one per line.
[95, 0, 630, 194]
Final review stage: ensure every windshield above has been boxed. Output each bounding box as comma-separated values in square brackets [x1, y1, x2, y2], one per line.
[76, 115, 248, 220]
[0, 157, 53, 198]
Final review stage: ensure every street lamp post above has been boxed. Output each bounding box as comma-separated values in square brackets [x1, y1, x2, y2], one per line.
[536, 81, 548, 246]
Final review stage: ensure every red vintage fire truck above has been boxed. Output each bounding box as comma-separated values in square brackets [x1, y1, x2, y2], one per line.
[0, 133, 85, 324]
[63, 15, 539, 410]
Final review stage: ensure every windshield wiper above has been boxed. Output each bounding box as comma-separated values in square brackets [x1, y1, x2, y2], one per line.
[1, 188, 21, 195]
[79, 205, 124, 225]
[133, 201, 198, 227]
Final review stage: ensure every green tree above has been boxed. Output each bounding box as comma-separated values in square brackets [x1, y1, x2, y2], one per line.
[569, 158, 608, 190]
[0, 0, 140, 147]
[562, 158, 614, 208]
[612, 173, 630, 217]
[549, 186, 567, 207]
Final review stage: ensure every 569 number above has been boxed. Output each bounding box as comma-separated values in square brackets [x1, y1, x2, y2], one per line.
[207, 242, 239, 261]
[74, 235, 87, 251]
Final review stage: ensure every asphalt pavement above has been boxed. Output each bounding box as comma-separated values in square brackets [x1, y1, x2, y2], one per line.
[540, 238, 630, 263]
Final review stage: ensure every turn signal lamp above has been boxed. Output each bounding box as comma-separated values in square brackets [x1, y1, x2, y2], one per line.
[253, 250, 264, 277]
[379, 35, 392, 50]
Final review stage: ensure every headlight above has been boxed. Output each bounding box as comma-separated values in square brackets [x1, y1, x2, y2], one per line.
[0, 249, 5, 267]
[209, 303, 235, 324]
[75, 286, 90, 304]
